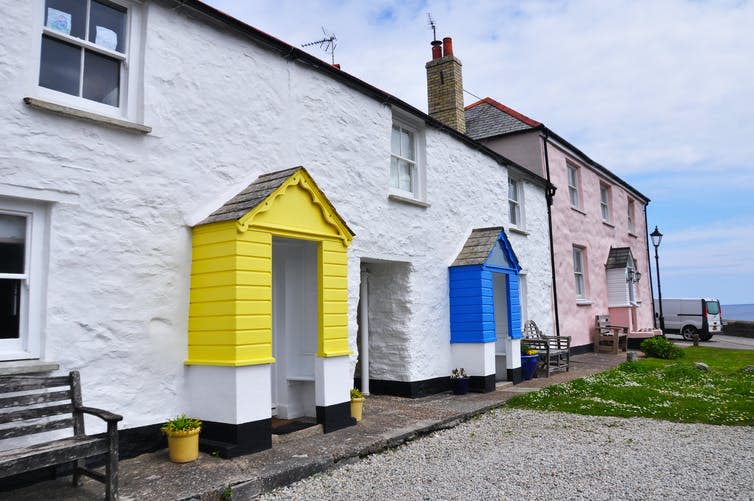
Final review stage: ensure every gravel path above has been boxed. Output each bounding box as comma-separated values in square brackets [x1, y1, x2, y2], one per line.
[261, 408, 754, 500]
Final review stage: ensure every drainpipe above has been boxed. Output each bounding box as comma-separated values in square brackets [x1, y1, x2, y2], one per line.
[359, 269, 370, 395]
[542, 130, 561, 337]
[643, 204, 657, 326]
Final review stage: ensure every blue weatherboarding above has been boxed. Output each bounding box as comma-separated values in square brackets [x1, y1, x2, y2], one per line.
[449, 227, 522, 343]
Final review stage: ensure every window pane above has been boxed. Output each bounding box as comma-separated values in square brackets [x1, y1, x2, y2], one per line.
[575, 274, 584, 296]
[45, 0, 86, 39]
[509, 201, 519, 225]
[572, 248, 582, 273]
[390, 156, 399, 188]
[401, 129, 414, 160]
[600, 186, 608, 203]
[39, 35, 81, 97]
[0, 279, 22, 339]
[508, 179, 518, 202]
[89, 0, 127, 52]
[399, 160, 413, 191]
[601, 204, 608, 220]
[391, 126, 400, 155]
[568, 166, 576, 186]
[0, 214, 26, 274]
[83, 50, 120, 106]
[569, 187, 578, 207]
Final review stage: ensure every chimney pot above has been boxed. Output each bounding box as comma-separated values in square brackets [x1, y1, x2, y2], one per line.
[431, 40, 442, 60]
[442, 37, 453, 57]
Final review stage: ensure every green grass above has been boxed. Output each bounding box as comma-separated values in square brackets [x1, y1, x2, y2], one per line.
[507, 347, 754, 426]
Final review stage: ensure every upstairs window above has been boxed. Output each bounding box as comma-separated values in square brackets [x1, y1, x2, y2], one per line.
[567, 164, 580, 209]
[600, 183, 611, 222]
[35, 0, 144, 121]
[572, 246, 586, 299]
[390, 124, 415, 193]
[508, 178, 522, 227]
[627, 199, 635, 233]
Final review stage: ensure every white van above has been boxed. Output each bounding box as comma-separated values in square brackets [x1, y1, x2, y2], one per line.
[654, 298, 723, 341]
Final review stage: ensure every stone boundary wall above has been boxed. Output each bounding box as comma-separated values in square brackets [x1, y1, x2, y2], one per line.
[725, 321, 754, 338]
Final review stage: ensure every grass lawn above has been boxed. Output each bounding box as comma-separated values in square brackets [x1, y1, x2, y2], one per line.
[507, 347, 754, 426]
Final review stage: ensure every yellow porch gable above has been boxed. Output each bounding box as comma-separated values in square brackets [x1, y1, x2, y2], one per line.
[187, 168, 354, 366]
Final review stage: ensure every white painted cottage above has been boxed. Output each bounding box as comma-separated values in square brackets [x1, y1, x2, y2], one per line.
[0, 0, 554, 458]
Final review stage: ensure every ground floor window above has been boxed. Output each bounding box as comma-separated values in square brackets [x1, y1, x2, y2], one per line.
[0, 199, 47, 359]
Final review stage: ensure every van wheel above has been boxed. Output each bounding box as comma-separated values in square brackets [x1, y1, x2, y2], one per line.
[681, 325, 698, 341]
[699, 333, 712, 341]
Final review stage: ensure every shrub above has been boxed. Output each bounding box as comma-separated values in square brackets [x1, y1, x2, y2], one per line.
[350, 388, 364, 399]
[162, 414, 201, 433]
[640, 336, 684, 359]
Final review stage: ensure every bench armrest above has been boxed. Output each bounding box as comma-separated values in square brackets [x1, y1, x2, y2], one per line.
[77, 406, 123, 423]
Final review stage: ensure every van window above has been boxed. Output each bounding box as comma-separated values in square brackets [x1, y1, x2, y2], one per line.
[706, 301, 720, 315]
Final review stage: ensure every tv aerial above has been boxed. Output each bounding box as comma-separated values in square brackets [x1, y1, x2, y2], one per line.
[427, 13, 438, 42]
[302, 27, 338, 65]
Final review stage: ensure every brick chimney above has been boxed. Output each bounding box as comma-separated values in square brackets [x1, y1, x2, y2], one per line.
[425, 37, 466, 134]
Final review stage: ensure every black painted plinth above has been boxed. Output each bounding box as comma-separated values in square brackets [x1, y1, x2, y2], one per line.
[469, 374, 496, 393]
[508, 367, 523, 385]
[316, 402, 356, 433]
[199, 418, 272, 459]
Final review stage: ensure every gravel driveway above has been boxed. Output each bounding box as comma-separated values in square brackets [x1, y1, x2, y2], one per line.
[262, 408, 754, 500]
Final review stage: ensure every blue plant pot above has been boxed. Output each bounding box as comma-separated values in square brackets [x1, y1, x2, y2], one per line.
[451, 377, 470, 395]
[521, 354, 539, 380]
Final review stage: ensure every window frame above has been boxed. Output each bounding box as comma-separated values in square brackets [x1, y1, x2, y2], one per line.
[0, 198, 48, 360]
[508, 177, 524, 229]
[566, 163, 581, 209]
[627, 198, 635, 234]
[572, 245, 587, 299]
[389, 112, 426, 202]
[599, 182, 611, 222]
[31, 0, 144, 122]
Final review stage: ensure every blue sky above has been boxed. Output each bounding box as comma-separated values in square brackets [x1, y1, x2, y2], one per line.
[204, 0, 754, 305]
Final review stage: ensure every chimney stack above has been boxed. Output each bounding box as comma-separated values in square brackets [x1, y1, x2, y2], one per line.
[425, 36, 465, 134]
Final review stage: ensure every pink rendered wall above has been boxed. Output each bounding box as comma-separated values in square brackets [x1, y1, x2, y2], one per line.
[548, 143, 654, 347]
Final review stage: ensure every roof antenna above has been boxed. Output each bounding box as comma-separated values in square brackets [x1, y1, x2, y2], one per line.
[302, 27, 338, 65]
[427, 13, 438, 42]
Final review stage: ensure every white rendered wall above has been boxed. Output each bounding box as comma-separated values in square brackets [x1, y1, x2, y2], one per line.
[315, 356, 351, 407]
[186, 365, 271, 424]
[0, 1, 554, 433]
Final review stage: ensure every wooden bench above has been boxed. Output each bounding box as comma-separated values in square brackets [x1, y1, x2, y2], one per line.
[0, 371, 122, 500]
[594, 315, 628, 353]
[522, 320, 571, 376]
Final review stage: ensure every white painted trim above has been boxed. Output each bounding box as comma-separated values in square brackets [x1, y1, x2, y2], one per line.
[315, 355, 351, 407]
[0, 183, 79, 204]
[451, 342, 496, 377]
[186, 364, 271, 424]
[359, 269, 370, 395]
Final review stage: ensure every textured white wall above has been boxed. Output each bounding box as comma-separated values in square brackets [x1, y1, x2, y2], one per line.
[0, 1, 553, 430]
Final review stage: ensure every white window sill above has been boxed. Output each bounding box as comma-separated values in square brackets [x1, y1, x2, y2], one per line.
[570, 206, 587, 216]
[509, 227, 529, 236]
[388, 193, 430, 208]
[0, 359, 60, 376]
[602, 220, 615, 228]
[24, 97, 151, 134]
[576, 299, 594, 306]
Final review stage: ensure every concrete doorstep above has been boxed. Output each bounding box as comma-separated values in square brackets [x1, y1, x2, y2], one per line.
[3, 352, 628, 501]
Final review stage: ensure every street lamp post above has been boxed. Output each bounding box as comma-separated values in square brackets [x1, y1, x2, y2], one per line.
[650, 226, 665, 334]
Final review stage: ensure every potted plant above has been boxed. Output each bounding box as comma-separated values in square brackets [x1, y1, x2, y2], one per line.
[450, 368, 470, 395]
[521, 344, 539, 381]
[161, 414, 202, 463]
[350, 388, 365, 422]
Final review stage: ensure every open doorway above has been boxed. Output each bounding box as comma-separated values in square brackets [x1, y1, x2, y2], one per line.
[271, 237, 318, 420]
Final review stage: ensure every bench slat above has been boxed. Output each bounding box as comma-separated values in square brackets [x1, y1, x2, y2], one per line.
[0, 417, 73, 439]
[0, 435, 108, 478]
[0, 390, 71, 409]
[0, 403, 74, 424]
[0, 376, 71, 393]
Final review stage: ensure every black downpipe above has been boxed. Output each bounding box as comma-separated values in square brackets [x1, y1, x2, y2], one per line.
[542, 131, 561, 337]
[644, 204, 657, 326]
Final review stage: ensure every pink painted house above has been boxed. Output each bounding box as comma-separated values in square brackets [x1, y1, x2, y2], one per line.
[464, 98, 658, 350]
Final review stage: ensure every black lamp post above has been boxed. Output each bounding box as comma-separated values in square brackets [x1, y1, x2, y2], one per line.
[650, 226, 665, 334]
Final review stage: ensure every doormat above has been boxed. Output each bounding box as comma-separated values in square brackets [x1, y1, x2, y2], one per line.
[271, 418, 317, 435]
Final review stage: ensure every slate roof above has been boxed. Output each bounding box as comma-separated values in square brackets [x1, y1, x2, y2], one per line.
[464, 98, 541, 140]
[199, 167, 302, 225]
[452, 227, 506, 266]
[605, 247, 634, 269]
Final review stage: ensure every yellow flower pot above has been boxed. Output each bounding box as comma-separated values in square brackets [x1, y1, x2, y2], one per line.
[351, 397, 365, 422]
[165, 427, 201, 463]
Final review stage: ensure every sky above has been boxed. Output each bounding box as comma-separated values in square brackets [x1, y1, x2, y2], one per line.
[203, 0, 754, 305]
